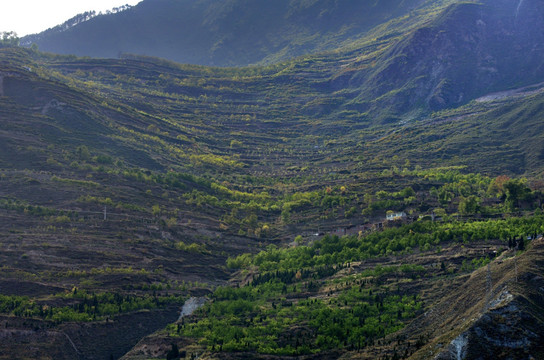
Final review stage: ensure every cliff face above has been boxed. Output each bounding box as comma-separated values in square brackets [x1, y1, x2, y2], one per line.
[409, 236, 544, 360]
[340, 0, 544, 116]
[436, 291, 544, 360]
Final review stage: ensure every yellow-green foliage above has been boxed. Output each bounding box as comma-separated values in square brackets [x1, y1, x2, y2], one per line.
[48, 215, 71, 223]
[77, 195, 114, 205]
[175, 241, 207, 253]
[189, 154, 244, 169]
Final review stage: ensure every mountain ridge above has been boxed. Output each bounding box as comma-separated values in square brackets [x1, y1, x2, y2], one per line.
[23, 0, 434, 67]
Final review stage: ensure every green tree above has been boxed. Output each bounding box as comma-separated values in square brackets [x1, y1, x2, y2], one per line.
[504, 179, 531, 211]
[166, 343, 179, 360]
[0, 31, 19, 47]
[487, 175, 509, 197]
[76, 145, 91, 161]
[458, 196, 480, 215]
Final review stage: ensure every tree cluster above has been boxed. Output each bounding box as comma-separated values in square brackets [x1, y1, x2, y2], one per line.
[0, 31, 19, 48]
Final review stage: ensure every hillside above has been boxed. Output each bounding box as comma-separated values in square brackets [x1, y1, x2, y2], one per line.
[121, 221, 544, 360]
[23, 0, 432, 66]
[22, 0, 544, 117]
[331, 0, 544, 118]
[1, 0, 544, 359]
[1, 46, 544, 359]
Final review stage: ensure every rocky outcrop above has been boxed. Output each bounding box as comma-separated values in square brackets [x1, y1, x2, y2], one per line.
[341, 0, 544, 117]
[405, 237, 544, 360]
[435, 290, 544, 360]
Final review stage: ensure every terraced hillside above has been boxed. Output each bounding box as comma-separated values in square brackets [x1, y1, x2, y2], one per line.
[125, 226, 544, 360]
[1, 0, 544, 358]
[2, 43, 544, 358]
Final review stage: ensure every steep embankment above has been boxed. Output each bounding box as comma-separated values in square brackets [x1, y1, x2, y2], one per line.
[0, 307, 180, 360]
[404, 237, 544, 360]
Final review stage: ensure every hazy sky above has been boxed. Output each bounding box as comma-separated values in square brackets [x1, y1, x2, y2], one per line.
[0, 1, 143, 36]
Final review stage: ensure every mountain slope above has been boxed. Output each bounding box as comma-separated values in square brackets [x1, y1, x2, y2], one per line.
[24, 0, 544, 119]
[2, 1, 544, 359]
[23, 0, 430, 66]
[334, 0, 544, 118]
[413, 236, 544, 360]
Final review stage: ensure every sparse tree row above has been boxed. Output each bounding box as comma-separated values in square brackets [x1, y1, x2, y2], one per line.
[228, 215, 544, 271]
[0, 289, 184, 323]
[3, 164, 540, 241]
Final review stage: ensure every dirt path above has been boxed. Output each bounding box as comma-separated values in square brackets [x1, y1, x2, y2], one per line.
[475, 82, 544, 103]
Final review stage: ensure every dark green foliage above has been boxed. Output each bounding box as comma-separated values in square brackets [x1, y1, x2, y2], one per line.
[504, 179, 533, 211]
[458, 196, 480, 215]
[0, 290, 184, 323]
[175, 275, 421, 355]
[176, 212, 542, 355]
[166, 343, 180, 360]
[230, 215, 544, 271]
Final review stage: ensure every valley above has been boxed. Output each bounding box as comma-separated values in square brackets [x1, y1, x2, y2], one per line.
[1, 0, 544, 358]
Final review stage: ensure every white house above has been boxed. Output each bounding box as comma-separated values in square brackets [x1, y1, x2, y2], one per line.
[386, 212, 407, 221]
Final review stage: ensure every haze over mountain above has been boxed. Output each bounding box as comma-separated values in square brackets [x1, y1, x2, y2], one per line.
[24, 0, 428, 66]
[23, 0, 544, 116]
[2, 0, 544, 359]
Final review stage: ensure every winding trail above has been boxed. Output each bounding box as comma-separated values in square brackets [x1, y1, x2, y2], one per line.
[61, 331, 82, 357]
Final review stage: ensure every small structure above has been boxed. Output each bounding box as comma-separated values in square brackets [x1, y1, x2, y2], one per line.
[333, 227, 346, 236]
[386, 211, 407, 221]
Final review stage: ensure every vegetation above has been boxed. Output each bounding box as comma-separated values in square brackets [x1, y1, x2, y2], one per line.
[166, 209, 541, 355]
[0, 31, 19, 48]
[228, 215, 544, 272]
[0, 289, 184, 322]
[1, 0, 544, 357]
[173, 283, 421, 354]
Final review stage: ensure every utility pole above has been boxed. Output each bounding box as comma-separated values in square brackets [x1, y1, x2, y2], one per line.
[104, 206, 107, 221]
